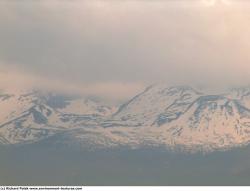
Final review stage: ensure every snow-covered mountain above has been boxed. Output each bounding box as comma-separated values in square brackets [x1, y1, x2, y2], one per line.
[106, 85, 202, 127]
[0, 90, 114, 144]
[2, 84, 250, 153]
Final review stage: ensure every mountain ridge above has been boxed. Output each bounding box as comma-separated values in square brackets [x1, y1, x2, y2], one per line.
[2, 84, 250, 153]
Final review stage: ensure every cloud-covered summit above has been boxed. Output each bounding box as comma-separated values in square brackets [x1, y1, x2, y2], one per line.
[1, 0, 250, 100]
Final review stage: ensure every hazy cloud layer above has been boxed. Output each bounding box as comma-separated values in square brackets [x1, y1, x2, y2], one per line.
[0, 63, 145, 103]
[1, 0, 250, 100]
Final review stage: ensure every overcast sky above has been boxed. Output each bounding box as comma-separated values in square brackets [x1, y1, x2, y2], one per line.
[1, 0, 250, 102]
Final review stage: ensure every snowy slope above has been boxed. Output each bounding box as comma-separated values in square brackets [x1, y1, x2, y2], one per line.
[58, 98, 115, 116]
[2, 85, 250, 153]
[103, 85, 202, 127]
[90, 85, 250, 152]
[0, 90, 114, 144]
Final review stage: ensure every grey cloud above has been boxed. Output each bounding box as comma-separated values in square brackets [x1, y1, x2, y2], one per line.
[1, 0, 250, 88]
